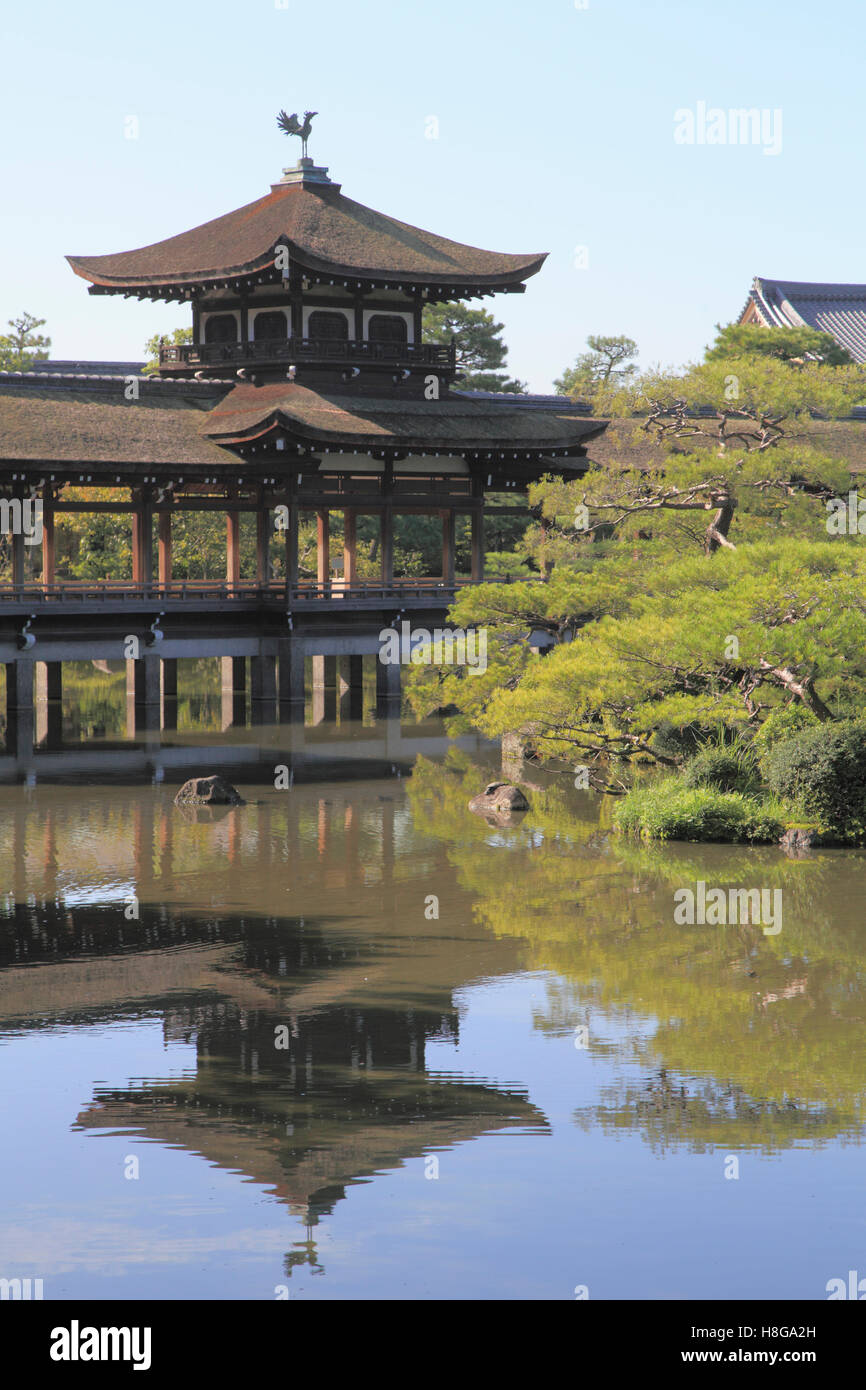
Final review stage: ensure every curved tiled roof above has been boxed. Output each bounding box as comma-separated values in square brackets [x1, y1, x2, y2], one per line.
[201, 382, 605, 455]
[745, 277, 866, 363]
[67, 181, 546, 292]
[0, 372, 604, 469]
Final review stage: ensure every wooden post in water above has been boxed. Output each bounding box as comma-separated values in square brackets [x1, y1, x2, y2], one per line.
[220, 656, 246, 730]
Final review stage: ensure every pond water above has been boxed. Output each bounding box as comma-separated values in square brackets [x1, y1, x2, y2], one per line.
[1, 683, 865, 1300]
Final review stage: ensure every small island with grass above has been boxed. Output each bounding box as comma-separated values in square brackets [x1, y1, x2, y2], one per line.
[614, 718, 866, 845]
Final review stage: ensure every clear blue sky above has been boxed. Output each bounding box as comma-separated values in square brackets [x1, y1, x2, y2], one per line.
[2, 0, 863, 391]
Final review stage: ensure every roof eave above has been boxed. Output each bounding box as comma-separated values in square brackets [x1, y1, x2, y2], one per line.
[202, 410, 607, 454]
[66, 249, 548, 295]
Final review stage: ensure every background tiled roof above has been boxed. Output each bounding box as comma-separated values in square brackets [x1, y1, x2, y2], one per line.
[747, 277, 866, 362]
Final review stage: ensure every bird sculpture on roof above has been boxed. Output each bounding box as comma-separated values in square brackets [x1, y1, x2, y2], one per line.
[276, 109, 318, 158]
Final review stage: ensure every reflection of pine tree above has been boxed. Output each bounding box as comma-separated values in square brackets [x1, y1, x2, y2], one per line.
[573, 1067, 835, 1155]
[407, 753, 866, 1151]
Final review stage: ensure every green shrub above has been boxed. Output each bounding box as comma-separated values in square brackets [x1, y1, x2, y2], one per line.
[754, 704, 819, 756]
[765, 720, 866, 840]
[614, 778, 788, 843]
[682, 746, 761, 795]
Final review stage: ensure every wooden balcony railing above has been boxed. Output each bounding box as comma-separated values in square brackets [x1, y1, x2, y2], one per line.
[0, 577, 486, 605]
[159, 337, 456, 373]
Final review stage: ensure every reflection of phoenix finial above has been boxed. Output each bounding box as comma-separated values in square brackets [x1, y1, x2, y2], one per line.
[276, 109, 318, 159]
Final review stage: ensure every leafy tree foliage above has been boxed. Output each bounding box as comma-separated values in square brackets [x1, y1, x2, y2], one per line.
[540, 354, 863, 556]
[555, 334, 639, 401]
[0, 312, 50, 370]
[705, 322, 853, 366]
[408, 348, 866, 769]
[143, 327, 192, 374]
[422, 303, 526, 392]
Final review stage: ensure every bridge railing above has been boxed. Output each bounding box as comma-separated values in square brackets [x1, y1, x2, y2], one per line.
[0, 577, 488, 604]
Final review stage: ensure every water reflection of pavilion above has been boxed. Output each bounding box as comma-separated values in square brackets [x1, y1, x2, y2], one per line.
[0, 774, 545, 1265]
[72, 990, 546, 1248]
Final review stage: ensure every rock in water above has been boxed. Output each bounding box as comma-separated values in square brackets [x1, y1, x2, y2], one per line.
[174, 775, 245, 807]
[779, 826, 815, 855]
[468, 782, 529, 815]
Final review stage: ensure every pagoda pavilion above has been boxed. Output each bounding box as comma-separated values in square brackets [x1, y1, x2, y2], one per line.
[0, 121, 606, 744]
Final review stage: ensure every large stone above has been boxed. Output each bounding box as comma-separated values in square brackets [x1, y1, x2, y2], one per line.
[468, 781, 529, 815]
[174, 775, 245, 807]
[780, 826, 816, 853]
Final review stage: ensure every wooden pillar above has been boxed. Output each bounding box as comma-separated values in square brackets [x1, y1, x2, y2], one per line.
[41, 490, 55, 587]
[157, 510, 172, 588]
[471, 506, 484, 581]
[36, 663, 63, 749]
[285, 502, 300, 592]
[5, 660, 34, 757]
[312, 656, 338, 689]
[311, 655, 337, 725]
[8, 489, 26, 587]
[220, 656, 246, 730]
[226, 510, 240, 588]
[278, 637, 305, 709]
[126, 656, 160, 724]
[412, 291, 423, 345]
[11, 528, 25, 587]
[316, 509, 330, 586]
[131, 489, 153, 585]
[442, 509, 456, 587]
[36, 662, 62, 702]
[376, 655, 401, 711]
[380, 506, 394, 586]
[338, 654, 363, 722]
[290, 292, 303, 341]
[161, 659, 178, 731]
[343, 509, 357, 585]
[250, 654, 278, 725]
[161, 659, 177, 699]
[125, 657, 161, 736]
[256, 499, 270, 584]
[6, 660, 33, 711]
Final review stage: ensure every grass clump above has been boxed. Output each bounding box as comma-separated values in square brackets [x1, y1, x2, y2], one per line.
[614, 777, 788, 843]
[681, 743, 761, 795]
